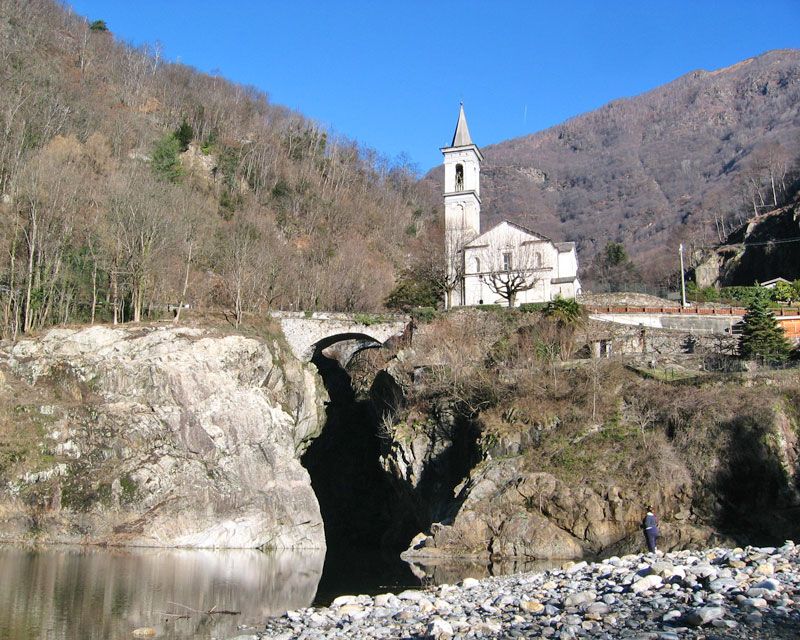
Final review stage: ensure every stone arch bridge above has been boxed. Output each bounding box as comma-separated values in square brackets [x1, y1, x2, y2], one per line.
[270, 311, 411, 363]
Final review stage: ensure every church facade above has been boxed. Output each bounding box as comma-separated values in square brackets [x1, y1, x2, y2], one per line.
[443, 105, 581, 307]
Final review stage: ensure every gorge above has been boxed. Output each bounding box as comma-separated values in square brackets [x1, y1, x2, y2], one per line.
[1, 316, 798, 568]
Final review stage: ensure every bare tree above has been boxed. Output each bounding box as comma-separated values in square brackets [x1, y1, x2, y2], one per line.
[482, 237, 543, 307]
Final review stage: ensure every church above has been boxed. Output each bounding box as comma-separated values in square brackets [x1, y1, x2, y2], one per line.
[443, 105, 581, 308]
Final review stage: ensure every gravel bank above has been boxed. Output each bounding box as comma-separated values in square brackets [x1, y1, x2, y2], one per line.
[258, 543, 800, 639]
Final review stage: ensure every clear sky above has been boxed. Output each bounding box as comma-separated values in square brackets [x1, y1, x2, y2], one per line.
[66, 1, 800, 174]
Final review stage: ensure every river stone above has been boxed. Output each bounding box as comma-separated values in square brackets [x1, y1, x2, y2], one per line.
[373, 593, 395, 607]
[331, 595, 358, 607]
[585, 602, 610, 616]
[426, 617, 454, 639]
[632, 575, 663, 593]
[685, 606, 725, 626]
[752, 578, 781, 591]
[708, 577, 738, 592]
[743, 597, 769, 608]
[564, 590, 595, 608]
[520, 600, 545, 613]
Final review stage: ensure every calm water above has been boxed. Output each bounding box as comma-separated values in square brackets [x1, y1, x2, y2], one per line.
[0, 545, 558, 640]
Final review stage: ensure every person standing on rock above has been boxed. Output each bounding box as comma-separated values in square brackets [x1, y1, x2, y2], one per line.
[642, 506, 659, 553]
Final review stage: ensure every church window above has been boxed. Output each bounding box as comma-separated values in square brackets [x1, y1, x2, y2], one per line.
[534, 252, 542, 268]
[502, 252, 512, 271]
[455, 164, 464, 191]
[474, 257, 481, 273]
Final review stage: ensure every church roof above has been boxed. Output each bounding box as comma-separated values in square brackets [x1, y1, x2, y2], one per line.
[451, 104, 474, 147]
[465, 219, 554, 248]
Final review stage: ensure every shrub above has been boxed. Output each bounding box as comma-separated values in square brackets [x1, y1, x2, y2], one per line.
[720, 286, 768, 306]
[89, 19, 108, 32]
[411, 307, 438, 324]
[772, 281, 797, 304]
[542, 296, 585, 326]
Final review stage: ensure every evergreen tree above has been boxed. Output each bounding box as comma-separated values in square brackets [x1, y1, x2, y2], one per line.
[739, 294, 791, 363]
[175, 118, 194, 152]
[151, 134, 183, 182]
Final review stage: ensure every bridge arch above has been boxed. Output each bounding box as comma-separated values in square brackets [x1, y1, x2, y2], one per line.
[271, 312, 410, 363]
[311, 332, 384, 367]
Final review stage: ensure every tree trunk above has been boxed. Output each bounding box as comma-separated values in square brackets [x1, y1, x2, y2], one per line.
[173, 241, 193, 324]
[90, 261, 97, 325]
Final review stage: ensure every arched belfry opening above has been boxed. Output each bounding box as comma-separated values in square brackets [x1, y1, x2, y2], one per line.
[455, 163, 464, 191]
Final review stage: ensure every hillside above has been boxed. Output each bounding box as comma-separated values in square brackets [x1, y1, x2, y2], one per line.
[422, 50, 800, 287]
[0, 0, 426, 337]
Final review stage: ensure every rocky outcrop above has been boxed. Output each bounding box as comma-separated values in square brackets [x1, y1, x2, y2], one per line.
[0, 325, 326, 549]
[694, 199, 800, 287]
[401, 457, 727, 562]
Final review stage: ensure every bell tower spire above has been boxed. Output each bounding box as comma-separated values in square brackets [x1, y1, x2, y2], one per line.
[441, 104, 483, 307]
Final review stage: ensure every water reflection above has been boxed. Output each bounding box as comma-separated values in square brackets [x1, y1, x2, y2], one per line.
[0, 544, 566, 640]
[406, 556, 561, 586]
[0, 545, 324, 640]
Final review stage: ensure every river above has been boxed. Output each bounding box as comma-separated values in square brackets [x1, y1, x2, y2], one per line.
[0, 545, 556, 640]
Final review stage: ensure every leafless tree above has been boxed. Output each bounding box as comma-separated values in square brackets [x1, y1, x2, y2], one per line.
[482, 237, 543, 307]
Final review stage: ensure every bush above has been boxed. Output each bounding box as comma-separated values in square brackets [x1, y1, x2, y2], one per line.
[89, 20, 108, 32]
[772, 281, 797, 304]
[411, 307, 438, 324]
[519, 302, 547, 313]
[542, 296, 585, 325]
[720, 286, 768, 306]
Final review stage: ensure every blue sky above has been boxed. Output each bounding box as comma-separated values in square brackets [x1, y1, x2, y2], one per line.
[67, 1, 800, 173]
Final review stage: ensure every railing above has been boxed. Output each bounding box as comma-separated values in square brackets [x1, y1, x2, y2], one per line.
[586, 306, 800, 316]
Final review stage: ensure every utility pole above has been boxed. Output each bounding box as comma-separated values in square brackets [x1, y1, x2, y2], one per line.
[679, 243, 688, 308]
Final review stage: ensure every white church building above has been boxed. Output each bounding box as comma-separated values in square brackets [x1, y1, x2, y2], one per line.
[443, 105, 581, 308]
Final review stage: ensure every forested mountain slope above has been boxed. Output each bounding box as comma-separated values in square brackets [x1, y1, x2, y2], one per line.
[0, 0, 425, 336]
[423, 50, 800, 286]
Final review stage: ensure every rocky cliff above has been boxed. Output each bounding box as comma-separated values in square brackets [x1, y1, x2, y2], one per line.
[0, 325, 326, 549]
[364, 313, 800, 562]
[694, 197, 800, 287]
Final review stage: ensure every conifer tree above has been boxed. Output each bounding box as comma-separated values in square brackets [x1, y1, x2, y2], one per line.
[739, 294, 791, 363]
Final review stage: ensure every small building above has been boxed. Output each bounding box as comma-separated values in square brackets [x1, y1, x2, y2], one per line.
[442, 105, 580, 307]
[759, 277, 792, 289]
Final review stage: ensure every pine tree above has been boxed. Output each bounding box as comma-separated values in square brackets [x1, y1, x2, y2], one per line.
[175, 118, 194, 152]
[739, 294, 791, 363]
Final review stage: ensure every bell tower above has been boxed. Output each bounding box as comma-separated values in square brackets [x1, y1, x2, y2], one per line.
[441, 104, 483, 307]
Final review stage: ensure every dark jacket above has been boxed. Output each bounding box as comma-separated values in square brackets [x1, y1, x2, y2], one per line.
[643, 512, 659, 534]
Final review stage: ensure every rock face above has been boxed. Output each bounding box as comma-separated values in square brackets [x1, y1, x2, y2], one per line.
[401, 457, 725, 562]
[0, 325, 327, 549]
[694, 199, 800, 287]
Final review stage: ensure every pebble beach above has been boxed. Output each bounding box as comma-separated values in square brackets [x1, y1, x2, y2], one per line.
[257, 543, 800, 639]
